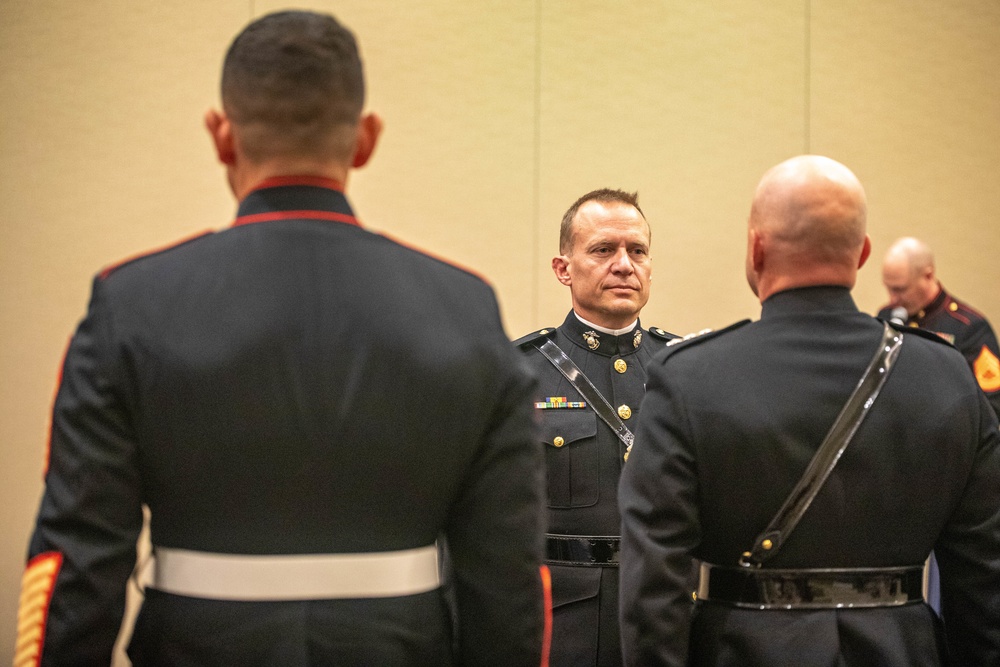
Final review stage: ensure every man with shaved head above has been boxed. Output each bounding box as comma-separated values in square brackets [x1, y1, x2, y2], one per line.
[619, 155, 1000, 666]
[878, 236, 1000, 418]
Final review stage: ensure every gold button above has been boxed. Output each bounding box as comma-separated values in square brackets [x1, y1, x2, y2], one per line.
[762, 539, 773, 550]
[614, 359, 627, 374]
[617, 405, 632, 420]
[553, 436, 565, 447]
[949, 302, 958, 312]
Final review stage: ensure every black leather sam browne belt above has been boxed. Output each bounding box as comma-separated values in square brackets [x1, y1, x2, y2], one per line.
[697, 564, 925, 609]
[546, 535, 621, 567]
[699, 323, 921, 609]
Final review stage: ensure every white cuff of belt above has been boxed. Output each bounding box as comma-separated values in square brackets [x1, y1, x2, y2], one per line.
[150, 544, 440, 601]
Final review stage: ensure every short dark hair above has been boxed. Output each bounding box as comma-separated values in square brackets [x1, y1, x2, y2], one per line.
[221, 11, 365, 162]
[559, 189, 644, 253]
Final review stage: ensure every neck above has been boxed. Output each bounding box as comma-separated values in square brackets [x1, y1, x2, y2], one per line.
[230, 159, 350, 201]
[574, 312, 638, 335]
[756, 268, 856, 303]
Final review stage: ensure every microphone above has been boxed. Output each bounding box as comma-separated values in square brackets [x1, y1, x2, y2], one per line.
[889, 307, 908, 325]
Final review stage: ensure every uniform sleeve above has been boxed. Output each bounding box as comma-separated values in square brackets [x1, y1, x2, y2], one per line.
[444, 332, 548, 666]
[17, 278, 143, 666]
[935, 390, 1000, 665]
[962, 319, 1000, 419]
[618, 359, 699, 667]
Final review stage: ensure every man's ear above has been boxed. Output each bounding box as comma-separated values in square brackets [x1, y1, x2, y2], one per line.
[352, 112, 383, 169]
[751, 229, 766, 274]
[552, 256, 572, 287]
[858, 234, 872, 269]
[204, 109, 236, 166]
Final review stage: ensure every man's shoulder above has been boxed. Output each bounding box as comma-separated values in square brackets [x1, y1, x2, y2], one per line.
[652, 319, 753, 363]
[944, 293, 994, 329]
[888, 321, 959, 347]
[513, 327, 557, 350]
[645, 326, 679, 343]
[98, 230, 216, 282]
[374, 230, 493, 290]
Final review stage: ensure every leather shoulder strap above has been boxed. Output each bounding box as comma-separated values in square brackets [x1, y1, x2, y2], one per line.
[534, 339, 635, 460]
[740, 322, 903, 567]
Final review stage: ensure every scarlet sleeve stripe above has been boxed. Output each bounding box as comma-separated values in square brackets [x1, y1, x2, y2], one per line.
[233, 210, 360, 227]
[15, 552, 62, 667]
[540, 564, 552, 667]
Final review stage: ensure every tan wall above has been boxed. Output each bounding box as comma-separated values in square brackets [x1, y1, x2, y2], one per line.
[2, 1, 998, 662]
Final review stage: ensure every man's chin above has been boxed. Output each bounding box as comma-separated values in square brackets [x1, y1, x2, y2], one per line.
[599, 299, 644, 322]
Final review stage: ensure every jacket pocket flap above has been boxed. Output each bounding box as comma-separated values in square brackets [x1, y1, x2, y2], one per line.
[538, 410, 597, 447]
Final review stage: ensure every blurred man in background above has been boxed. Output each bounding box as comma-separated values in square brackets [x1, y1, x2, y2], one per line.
[879, 236, 1000, 418]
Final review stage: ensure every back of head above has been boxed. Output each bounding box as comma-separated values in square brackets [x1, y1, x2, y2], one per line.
[222, 11, 364, 164]
[747, 155, 869, 297]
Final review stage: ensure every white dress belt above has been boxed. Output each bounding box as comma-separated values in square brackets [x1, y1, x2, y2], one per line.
[149, 544, 440, 601]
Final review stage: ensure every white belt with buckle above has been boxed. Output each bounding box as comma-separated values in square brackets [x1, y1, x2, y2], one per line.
[150, 544, 440, 601]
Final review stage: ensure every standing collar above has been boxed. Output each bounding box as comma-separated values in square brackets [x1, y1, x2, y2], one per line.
[559, 310, 645, 357]
[760, 285, 859, 319]
[574, 312, 638, 336]
[233, 176, 359, 228]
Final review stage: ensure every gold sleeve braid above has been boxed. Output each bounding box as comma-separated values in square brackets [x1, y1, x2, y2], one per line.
[14, 552, 62, 667]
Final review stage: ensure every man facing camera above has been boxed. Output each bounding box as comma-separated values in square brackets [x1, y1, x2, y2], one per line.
[16, 11, 547, 666]
[619, 156, 1000, 666]
[516, 189, 676, 667]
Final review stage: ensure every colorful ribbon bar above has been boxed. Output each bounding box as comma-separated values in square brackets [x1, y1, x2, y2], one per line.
[535, 396, 587, 409]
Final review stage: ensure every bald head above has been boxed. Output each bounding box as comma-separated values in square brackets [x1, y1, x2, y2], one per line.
[882, 237, 939, 315]
[746, 155, 871, 301]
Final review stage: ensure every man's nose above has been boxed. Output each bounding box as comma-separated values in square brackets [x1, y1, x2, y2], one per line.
[610, 248, 634, 273]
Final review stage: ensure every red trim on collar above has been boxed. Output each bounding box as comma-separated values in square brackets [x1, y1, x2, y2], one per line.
[249, 175, 345, 193]
[233, 210, 360, 227]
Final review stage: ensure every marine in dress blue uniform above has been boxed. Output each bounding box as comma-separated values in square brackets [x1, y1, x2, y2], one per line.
[515, 189, 676, 666]
[620, 157, 1000, 667]
[16, 12, 548, 666]
[877, 258, 1000, 419]
[877, 237, 1000, 613]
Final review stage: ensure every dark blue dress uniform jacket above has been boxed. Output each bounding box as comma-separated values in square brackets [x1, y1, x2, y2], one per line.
[19, 178, 547, 666]
[516, 312, 675, 667]
[620, 286, 1000, 667]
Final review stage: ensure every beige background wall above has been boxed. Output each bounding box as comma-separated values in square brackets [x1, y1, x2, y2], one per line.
[2, 0, 998, 661]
